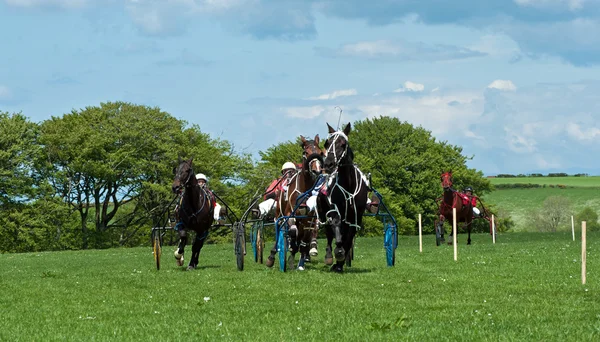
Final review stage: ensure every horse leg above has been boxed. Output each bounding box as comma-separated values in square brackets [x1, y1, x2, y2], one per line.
[265, 239, 278, 268]
[467, 218, 472, 245]
[330, 220, 347, 273]
[309, 222, 319, 257]
[436, 217, 446, 244]
[326, 216, 345, 273]
[188, 230, 208, 270]
[174, 229, 187, 266]
[324, 224, 334, 265]
[297, 226, 312, 270]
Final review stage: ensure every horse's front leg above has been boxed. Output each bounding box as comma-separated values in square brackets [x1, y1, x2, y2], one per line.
[309, 221, 319, 257]
[327, 215, 345, 273]
[324, 223, 334, 265]
[188, 229, 208, 270]
[297, 224, 312, 271]
[175, 229, 187, 267]
[467, 219, 472, 245]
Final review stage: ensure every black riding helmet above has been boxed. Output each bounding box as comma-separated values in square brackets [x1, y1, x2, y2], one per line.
[463, 186, 474, 192]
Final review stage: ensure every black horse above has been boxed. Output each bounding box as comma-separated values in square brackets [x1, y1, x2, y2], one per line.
[172, 158, 214, 270]
[316, 122, 369, 273]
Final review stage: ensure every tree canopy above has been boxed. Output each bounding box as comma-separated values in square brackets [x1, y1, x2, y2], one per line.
[0, 105, 495, 251]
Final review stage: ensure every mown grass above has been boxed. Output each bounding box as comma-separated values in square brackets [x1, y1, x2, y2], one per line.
[1, 232, 598, 341]
[489, 176, 600, 188]
[485, 187, 600, 231]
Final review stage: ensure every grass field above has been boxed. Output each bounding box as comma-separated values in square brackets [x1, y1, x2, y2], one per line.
[489, 176, 600, 188]
[485, 187, 600, 231]
[1, 233, 598, 341]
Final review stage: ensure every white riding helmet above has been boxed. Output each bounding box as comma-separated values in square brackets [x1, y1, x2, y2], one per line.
[281, 162, 296, 173]
[196, 173, 207, 182]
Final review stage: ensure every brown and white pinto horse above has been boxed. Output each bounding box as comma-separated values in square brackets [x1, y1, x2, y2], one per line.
[265, 134, 325, 271]
[436, 171, 475, 245]
[171, 158, 214, 270]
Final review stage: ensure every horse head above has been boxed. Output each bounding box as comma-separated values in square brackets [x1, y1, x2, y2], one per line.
[440, 171, 453, 191]
[323, 122, 352, 174]
[172, 157, 197, 193]
[300, 134, 325, 177]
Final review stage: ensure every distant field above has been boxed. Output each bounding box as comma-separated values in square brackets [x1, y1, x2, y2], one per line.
[489, 176, 600, 188]
[485, 186, 600, 231]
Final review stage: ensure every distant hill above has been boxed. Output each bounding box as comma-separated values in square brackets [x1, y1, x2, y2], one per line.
[485, 176, 600, 232]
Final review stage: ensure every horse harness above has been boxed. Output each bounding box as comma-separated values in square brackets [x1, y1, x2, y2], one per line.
[316, 165, 368, 230]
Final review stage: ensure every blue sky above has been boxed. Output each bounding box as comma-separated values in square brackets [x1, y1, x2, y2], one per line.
[1, 0, 600, 175]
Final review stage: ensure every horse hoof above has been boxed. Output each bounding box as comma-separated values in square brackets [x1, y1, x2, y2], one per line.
[289, 225, 298, 239]
[309, 247, 318, 257]
[298, 265, 305, 271]
[334, 247, 345, 262]
[187, 265, 196, 271]
[324, 257, 333, 265]
[265, 256, 275, 268]
[329, 264, 343, 273]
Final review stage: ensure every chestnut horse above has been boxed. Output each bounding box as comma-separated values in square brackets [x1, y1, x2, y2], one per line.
[171, 158, 214, 269]
[436, 171, 474, 245]
[265, 135, 325, 271]
[316, 122, 369, 273]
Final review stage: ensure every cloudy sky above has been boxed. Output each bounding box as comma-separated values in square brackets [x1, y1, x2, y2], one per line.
[1, 0, 600, 175]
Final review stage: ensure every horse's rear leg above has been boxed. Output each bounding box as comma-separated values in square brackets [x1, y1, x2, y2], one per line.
[175, 230, 187, 266]
[265, 239, 278, 268]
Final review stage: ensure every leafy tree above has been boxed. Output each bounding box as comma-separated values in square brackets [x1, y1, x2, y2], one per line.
[350, 116, 493, 234]
[528, 196, 571, 232]
[0, 111, 39, 207]
[576, 207, 600, 232]
[37, 101, 246, 249]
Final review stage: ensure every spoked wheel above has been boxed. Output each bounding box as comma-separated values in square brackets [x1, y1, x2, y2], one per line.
[257, 228, 264, 264]
[234, 224, 245, 271]
[152, 229, 162, 270]
[277, 224, 288, 272]
[384, 223, 396, 267]
[251, 221, 264, 264]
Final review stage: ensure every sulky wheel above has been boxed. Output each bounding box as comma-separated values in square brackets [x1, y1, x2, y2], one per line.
[234, 224, 245, 271]
[152, 230, 162, 271]
[277, 224, 288, 272]
[384, 223, 396, 267]
[257, 226, 264, 264]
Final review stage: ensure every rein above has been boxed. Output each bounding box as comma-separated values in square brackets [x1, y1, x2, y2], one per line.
[319, 164, 367, 230]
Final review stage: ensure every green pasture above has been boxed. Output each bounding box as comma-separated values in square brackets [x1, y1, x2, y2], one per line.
[489, 176, 600, 188]
[486, 187, 600, 231]
[1, 233, 598, 341]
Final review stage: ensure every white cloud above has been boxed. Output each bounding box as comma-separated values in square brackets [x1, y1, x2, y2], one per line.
[306, 89, 357, 100]
[514, 0, 585, 11]
[251, 80, 600, 173]
[394, 81, 425, 93]
[4, 0, 88, 8]
[566, 123, 600, 142]
[282, 105, 326, 119]
[487, 80, 517, 91]
[0, 85, 13, 100]
[316, 39, 486, 62]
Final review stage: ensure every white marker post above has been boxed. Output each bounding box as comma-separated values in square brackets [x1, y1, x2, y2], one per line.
[582, 221, 587, 285]
[492, 214, 496, 244]
[571, 216, 575, 242]
[453, 208, 457, 261]
[418, 214, 423, 253]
